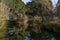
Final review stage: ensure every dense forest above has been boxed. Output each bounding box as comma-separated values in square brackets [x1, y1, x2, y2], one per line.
[0, 0, 60, 40]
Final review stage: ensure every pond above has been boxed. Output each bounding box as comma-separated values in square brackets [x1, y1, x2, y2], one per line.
[25, 35, 56, 40]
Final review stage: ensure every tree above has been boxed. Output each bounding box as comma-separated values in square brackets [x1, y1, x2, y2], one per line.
[26, 0, 54, 40]
[0, 2, 10, 40]
[26, 0, 53, 22]
[0, 0, 29, 40]
[55, 0, 60, 18]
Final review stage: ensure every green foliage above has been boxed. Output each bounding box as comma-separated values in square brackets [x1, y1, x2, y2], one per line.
[0, 0, 60, 40]
[4, 0, 23, 10]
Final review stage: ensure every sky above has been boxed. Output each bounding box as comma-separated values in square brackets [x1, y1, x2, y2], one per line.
[51, 0, 58, 7]
[22, 0, 31, 4]
[22, 0, 58, 7]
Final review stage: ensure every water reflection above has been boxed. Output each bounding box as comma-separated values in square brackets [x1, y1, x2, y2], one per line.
[8, 30, 15, 35]
[25, 36, 30, 40]
[25, 34, 31, 40]
[51, 36, 56, 40]
[25, 34, 56, 40]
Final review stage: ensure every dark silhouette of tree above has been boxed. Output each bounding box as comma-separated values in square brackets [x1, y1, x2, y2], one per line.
[55, 0, 60, 18]
[26, 0, 54, 40]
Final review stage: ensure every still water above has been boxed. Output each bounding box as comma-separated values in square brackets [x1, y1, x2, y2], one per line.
[25, 34, 56, 40]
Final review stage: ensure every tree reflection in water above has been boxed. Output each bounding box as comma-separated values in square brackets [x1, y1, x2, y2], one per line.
[25, 31, 56, 40]
[51, 36, 56, 40]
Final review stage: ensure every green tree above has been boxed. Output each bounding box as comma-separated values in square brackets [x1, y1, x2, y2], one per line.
[26, 0, 54, 40]
[0, 0, 29, 40]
